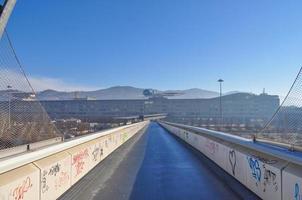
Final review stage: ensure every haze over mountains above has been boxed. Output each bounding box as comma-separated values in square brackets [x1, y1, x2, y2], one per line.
[36, 86, 229, 100]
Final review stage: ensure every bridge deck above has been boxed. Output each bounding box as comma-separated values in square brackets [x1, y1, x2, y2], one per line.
[60, 123, 259, 200]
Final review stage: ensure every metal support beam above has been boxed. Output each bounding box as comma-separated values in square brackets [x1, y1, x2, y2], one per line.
[0, 0, 16, 38]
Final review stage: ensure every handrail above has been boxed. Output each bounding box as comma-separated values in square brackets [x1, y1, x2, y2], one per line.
[160, 121, 302, 166]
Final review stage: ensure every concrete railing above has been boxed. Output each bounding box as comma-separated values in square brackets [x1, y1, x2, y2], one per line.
[0, 121, 149, 200]
[159, 121, 302, 200]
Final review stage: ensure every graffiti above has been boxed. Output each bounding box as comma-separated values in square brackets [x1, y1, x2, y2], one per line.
[10, 177, 33, 200]
[263, 165, 278, 192]
[247, 156, 261, 183]
[41, 162, 69, 193]
[122, 133, 128, 142]
[250, 154, 278, 165]
[41, 170, 49, 194]
[295, 183, 302, 200]
[55, 171, 70, 191]
[228, 150, 236, 176]
[72, 149, 89, 176]
[48, 163, 61, 176]
[100, 148, 104, 157]
[205, 139, 218, 155]
[92, 146, 100, 162]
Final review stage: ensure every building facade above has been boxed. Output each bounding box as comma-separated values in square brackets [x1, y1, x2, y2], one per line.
[38, 92, 279, 125]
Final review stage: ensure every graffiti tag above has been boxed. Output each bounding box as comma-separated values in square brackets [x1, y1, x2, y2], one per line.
[41, 170, 49, 194]
[228, 150, 236, 176]
[92, 146, 100, 162]
[48, 163, 61, 176]
[247, 156, 261, 183]
[205, 139, 218, 155]
[10, 177, 33, 200]
[250, 154, 278, 165]
[263, 165, 278, 192]
[72, 149, 89, 176]
[55, 171, 70, 191]
[295, 183, 302, 200]
[122, 133, 128, 142]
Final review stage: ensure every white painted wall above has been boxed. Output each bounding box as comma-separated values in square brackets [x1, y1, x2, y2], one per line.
[245, 154, 285, 200]
[34, 152, 71, 200]
[282, 164, 302, 200]
[224, 146, 247, 185]
[0, 121, 149, 200]
[0, 164, 40, 200]
[69, 143, 92, 185]
[160, 122, 291, 200]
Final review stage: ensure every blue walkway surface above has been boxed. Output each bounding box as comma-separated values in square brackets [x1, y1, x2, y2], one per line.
[60, 123, 258, 200]
[129, 123, 241, 200]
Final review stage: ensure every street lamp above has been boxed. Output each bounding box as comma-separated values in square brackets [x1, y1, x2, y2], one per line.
[217, 79, 224, 128]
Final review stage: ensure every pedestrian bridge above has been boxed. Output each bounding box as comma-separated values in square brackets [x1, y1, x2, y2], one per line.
[0, 1, 302, 199]
[1, 121, 302, 200]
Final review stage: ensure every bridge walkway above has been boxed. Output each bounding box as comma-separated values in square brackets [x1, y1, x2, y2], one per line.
[60, 122, 259, 200]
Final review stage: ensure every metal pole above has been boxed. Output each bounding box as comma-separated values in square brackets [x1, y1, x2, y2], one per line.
[0, 0, 17, 39]
[143, 101, 145, 121]
[218, 79, 224, 128]
[220, 82, 222, 122]
[8, 92, 10, 129]
[7, 85, 11, 129]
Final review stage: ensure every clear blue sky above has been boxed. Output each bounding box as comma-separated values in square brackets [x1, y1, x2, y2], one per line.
[5, 0, 302, 96]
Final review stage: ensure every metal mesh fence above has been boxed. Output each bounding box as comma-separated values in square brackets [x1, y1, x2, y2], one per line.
[0, 31, 62, 150]
[257, 67, 302, 147]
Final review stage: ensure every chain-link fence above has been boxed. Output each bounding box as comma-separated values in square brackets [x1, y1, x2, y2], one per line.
[0, 31, 62, 150]
[162, 67, 302, 149]
[257, 67, 302, 148]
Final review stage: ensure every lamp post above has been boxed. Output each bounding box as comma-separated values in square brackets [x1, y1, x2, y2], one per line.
[217, 79, 224, 128]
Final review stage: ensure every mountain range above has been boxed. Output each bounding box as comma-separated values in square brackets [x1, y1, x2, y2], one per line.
[36, 86, 239, 100]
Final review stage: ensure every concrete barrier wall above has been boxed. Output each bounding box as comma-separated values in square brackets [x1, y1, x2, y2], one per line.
[282, 163, 302, 200]
[159, 122, 293, 200]
[34, 152, 71, 200]
[0, 164, 40, 200]
[0, 121, 148, 200]
[68, 143, 92, 185]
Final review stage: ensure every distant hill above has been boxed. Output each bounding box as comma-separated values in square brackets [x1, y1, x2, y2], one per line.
[37, 86, 145, 100]
[36, 86, 224, 100]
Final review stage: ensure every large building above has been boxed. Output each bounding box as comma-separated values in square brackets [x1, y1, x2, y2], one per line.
[38, 92, 280, 126]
